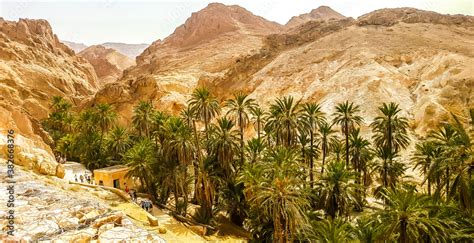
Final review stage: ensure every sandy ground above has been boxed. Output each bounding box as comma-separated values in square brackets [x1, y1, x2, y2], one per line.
[112, 201, 248, 242]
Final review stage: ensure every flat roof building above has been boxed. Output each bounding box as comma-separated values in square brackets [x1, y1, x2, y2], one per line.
[93, 165, 137, 190]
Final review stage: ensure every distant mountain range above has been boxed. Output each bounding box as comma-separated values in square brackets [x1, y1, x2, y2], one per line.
[62, 41, 148, 58]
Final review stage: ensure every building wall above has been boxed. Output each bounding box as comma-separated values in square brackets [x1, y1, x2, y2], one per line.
[93, 169, 137, 190]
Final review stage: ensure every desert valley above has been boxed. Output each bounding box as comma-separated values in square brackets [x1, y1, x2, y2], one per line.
[0, 2, 473, 242]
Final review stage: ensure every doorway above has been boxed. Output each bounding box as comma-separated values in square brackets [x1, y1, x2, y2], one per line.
[113, 179, 120, 189]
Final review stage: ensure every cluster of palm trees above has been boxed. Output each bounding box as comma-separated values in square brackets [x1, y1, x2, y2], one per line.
[42, 89, 473, 242]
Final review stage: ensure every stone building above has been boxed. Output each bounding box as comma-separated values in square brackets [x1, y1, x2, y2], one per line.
[93, 165, 137, 190]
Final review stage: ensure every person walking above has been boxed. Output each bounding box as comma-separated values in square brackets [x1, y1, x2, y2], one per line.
[74, 174, 78, 182]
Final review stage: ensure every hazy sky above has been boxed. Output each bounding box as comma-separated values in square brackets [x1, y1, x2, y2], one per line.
[1, 0, 472, 45]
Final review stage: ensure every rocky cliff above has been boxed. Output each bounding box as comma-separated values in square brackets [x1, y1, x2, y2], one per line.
[93, 6, 473, 135]
[0, 18, 99, 176]
[79, 45, 135, 84]
[93, 2, 283, 123]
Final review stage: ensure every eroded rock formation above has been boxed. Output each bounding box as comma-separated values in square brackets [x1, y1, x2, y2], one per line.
[0, 18, 98, 176]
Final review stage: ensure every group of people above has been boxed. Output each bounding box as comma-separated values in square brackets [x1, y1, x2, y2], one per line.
[140, 199, 153, 212]
[74, 174, 92, 184]
[125, 185, 138, 202]
[125, 184, 152, 212]
[55, 153, 67, 164]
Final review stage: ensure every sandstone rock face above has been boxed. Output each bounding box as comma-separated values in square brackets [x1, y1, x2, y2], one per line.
[0, 18, 98, 176]
[286, 6, 346, 29]
[93, 2, 283, 123]
[244, 10, 474, 135]
[79, 45, 135, 84]
[93, 7, 473, 136]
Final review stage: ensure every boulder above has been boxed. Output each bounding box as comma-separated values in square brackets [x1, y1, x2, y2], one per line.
[79, 210, 100, 224]
[55, 164, 65, 178]
[92, 214, 123, 228]
[98, 223, 114, 235]
[147, 214, 159, 226]
[23, 220, 59, 240]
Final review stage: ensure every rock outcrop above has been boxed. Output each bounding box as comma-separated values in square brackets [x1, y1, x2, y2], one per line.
[93, 2, 283, 123]
[0, 160, 164, 242]
[92, 7, 473, 136]
[79, 45, 135, 84]
[0, 18, 98, 176]
[286, 6, 346, 28]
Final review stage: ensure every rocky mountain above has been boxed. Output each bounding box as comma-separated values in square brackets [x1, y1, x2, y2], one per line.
[0, 18, 98, 176]
[62, 40, 88, 53]
[93, 2, 283, 122]
[78, 45, 135, 84]
[63, 41, 148, 58]
[286, 6, 346, 28]
[101, 42, 148, 58]
[93, 6, 473, 136]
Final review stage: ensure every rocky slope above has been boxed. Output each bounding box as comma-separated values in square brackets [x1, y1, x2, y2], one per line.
[245, 8, 474, 135]
[101, 42, 149, 58]
[93, 2, 283, 123]
[0, 18, 99, 176]
[0, 159, 164, 242]
[285, 6, 346, 28]
[79, 45, 135, 84]
[93, 6, 473, 135]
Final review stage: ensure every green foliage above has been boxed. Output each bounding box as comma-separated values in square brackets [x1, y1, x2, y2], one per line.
[42, 92, 473, 242]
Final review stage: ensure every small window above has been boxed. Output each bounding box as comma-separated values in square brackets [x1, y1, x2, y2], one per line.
[99, 180, 104, 186]
[113, 179, 120, 189]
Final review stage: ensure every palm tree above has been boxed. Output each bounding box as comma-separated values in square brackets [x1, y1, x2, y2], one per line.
[349, 128, 371, 210]
[181, 106, 201, 202]
[300, 102, 325, 188]
[162, 117, 194, 215]
[371, 102, 409, 163]
[208, 117, 239, 177]
[318, 121, 336, 174]
[150, 110, 168, 146]
[377, 187, 451, 243]
[195, 155, 220, 224]
[250, 105, 265, 140]
[266, 96, 301, 147]
[50, 96, 72, 112]
[188, 87, 221, 149]
[241, 146, 310, 242]
[44, 96, 74, 142]
[354, 217, 383, 243]
[333, 101, 363, 168]
[430, 114, 473, 215]
[309, 218, 355, 243]
[132, 101, 155, 138]
[124, 139, 156, 194]
[374, 146, 406, 190]
[428, 123, 457, 198]
[316, 160, 359, 218]
[413, 141, 440, 196]
[93, 103, 117, 150]
[226, 92, 256, 165]
[329, 139, 344, 162]
[245, 138, 266, 164]
[106, 126, 131, 161]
